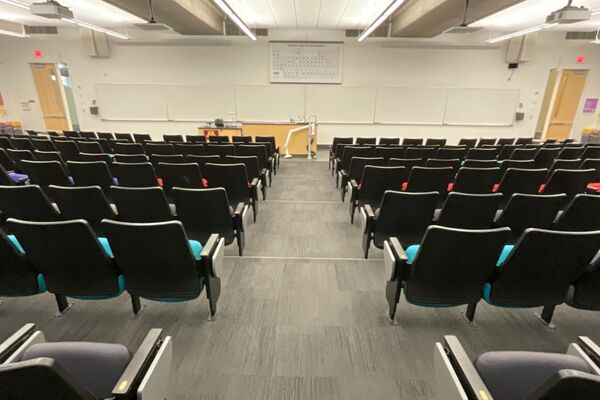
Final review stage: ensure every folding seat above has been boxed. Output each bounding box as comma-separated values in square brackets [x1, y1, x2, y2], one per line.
[236, 144, 274, 180]
[97, 132, 115, 140]
[255, 136, 280, 168]
[186, 154, 221, 170]
[339, 157, 385, 202]
[186, 134, 207, 143]
[534, 147, 561, 169]
[425, 138, 446, 147]
[207, 136, 229, 143]
[77, 152, 112, 164]
[63, 130, 80, 138]
[434, 335, 600, 400]
[150, 154, 185, 168]
[554, 194, 600, 231]
[405, 146, 437, 162]
[496, 144, 522, 160]
[102, 219, 223, 316]
[21, 160, 72, 194]
[0, 323, 173, 400]
[223, 156, 267, 200]
[112, 162, 159, 187]
[25, 129, 38, 136]
[496, 138, 515, 146]
[32, 150, 66, 165]
[402, 138, 423, 146]
[109, 143, 142, 157]
[174, 187, 246, 256]
[10, 137, 35, 152]
[349, 166, 406, 223]
[7, 218, 125, 314]
[466, 148, 498, 160]
[133, 133, 152, 143]
[425, 158, 461, 175]
[0, 165, 28, 186]
[231, 135, 252, 143]
[457, 138, 477, 148]
[515, 137, 534, 145]
[547, 158, 581, 180]
[6, 148, 35, 171]
[334, 146, 373, 187]
[254, 140, 278, 174]
[46, 131, 60, 137]
[331, 142, 353, 175]
[156, 162, 205, 198]
[462, 159, 497, 169]
[49, 186, 116, 234]
[205, 144, 236, 159]
[30, 138, 56, 151]
[114, 133, 134, 142]
[510, 147, 538, 160]
[52, 140, 80, 161]
[78, 131, 97, 139]
[0, 229, 46, 298]
[0, 148, 15, 171]
[581, 145, 600, 160]
[451, 167, 500, 194]
[144, 142, 175, 156]
[541, 168, 595, 205]
[557, 146, 585, 160]
[482, 229, 600, 325]
[76, 141, 103, 154]
[111, 186, 173, 222]
[388, 157, 422, 171]
[498, 159, 536, 175]
[384, 225, 509, 320]
[477, 138, 497, 147]
[203, 163, 259, 222]
[378, 137, 400, 145]
[356, 137, 377, 145]
[581, 158, 600, 192]
[361, 190, 438, 258]
[0, 136, 14, 149]
[176, 143, 205, 156]
[495, 168, 548, 205]
[494, 194, 565, 243]
[163, 134, 184, 143]
[374, 146, 405, 161]
[0, 186, 61, 221]
[544, 139, 557, 144]
[436, 192, 502, 229]
[404, 167, 454, 194]
[436, 147, 466, 160]
[114, 153, 148, 163]
[68, 161, 116, 192]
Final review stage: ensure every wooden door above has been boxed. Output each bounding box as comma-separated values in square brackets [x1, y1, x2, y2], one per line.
[30, 63, 70, 131]
[546, 69, 588, 141]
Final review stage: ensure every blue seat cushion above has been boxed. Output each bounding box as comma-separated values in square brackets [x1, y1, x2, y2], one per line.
[71, 275, 125, 300]
[98, 238, 202, 260]
[112, 177, 119, 185]
[8, 172, 28, 184]
[8, 234, 24, 254]
[497, 245, 514, 267]
[405, 245, 419, 265]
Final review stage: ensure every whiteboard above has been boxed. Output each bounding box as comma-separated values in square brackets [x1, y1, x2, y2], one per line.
[375, 87, 446, 124]
[444, 88, 519, 126]
[235, 85, 305, 122]
[306, 86, 376, 123]
[96, 84, 168, 121]
[270, 42, 343, 84]
[166, 85, 236, 121]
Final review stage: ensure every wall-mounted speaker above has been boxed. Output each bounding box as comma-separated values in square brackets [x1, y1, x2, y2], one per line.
[80, 29, 110, 58]
[506, 34, 537, 64]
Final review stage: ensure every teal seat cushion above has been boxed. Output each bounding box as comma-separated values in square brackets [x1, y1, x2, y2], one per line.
[8, 235, 24, 254]
[405, 245, 419, 265]
[98, 237, 113, 258]
[71, 275, 125, 300]
[497, 245, 514, 266]
[98, 238, 202, 260]
[144, 278, 205, 303]
[37, 274, 47, 293]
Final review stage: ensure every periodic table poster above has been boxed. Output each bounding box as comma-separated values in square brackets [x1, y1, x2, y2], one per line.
[270, 42, 343, 84]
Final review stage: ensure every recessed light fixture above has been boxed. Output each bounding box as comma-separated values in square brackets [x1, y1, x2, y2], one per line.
[486, 22, 558, 44]
[0, 0, 29, 10]
[61, 18, 130, 40]
[212, 0, 256, 41]
[357, 0, 406, 42]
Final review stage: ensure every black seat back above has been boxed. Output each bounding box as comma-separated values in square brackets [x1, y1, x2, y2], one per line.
[77, 153, 112, 164]
[223, 156, 261, 180]
[406, 226, 509, 306]
[558, 146, 585, 160]
[186, 155, 221, 170]
[358, 166, 406, 208]
[425, 138, 446, 147]
[496, 168, 547, 200]
[133, 133, 152, 143]
[0, 228, 41, 296]
[356, 137, 377, 145]
[374, 146, 406, 161]
[437, 147, 466, 160]
[79, 131, 97, 139]
[339, 146, 373, 172]
[205, 144, 236, 159]
[186, 135, 207, 144]
[492, 229, 600, 306]
[497, 144, 522, 160]
[374, 191, 438, 247]
[580, 158, 600, 182]
[112, 162, 158, 187]
[555, 194, 600, 231]
[49, 186, 116, 233]
[76, 141, 103, 155]
[452, 167, 500, 194]
[347, 157, 386, 182]
[547, 159, 582, 179]
[112, 142, 144, 155]
[378, 138, 400, 146]
[31, 138, 56, 151]
[209, 136, 230, 143]
[111, 186, 172, 222]
[102, 220, 203, 299]
[53, 140, 79, 161]
[496, 138, 515, 146]
[499, 159, 536, 175]
[458, 138, 477, 148]
[0, 148, 15, 170]
[33, 150, 66, 165]
[437, 193, 502, 229]
[495, 194, 565, 242]
[331, 137, 354, 156]
[10, 137, 34, 152]
[0, 185, 61, 221]
[114, 154, 148, 163]
[477, 138, 497, 147]
[156, 162, 204, 193]
[176, 144, 205, 156]
[426, 159, 461, 175]
[405, 147, 437, 162]
[6, 149, 35, 171]
[534, 147, 561, 169]
[144, 142, 175, 156]
[114, 133, 134, 142]
[543, 169, 595, 203]
[7, 219, 120, 296]
[581, 146, 600, 160]
[163, 134, 184, 143]
[463, 159, 497, 169]
[402, 138, 423, 146]
[150, 154, 185, 168]
[174, 187, 234, 244]
[231, 136, 252, 144]
[68, 161, 114, 192]
[405, 167, 454, 193]
[97, 132, 115, 140]
[203, 163, 250, 205]
[515, 137, 533, 145]
[466, 148, 498, 160]
[388, 158, 422, 170]
[510, 147, 538, 160]
[21, 160, 71, 191]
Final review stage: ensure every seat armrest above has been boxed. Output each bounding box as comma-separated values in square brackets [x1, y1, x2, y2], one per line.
[233, 202, 246, 231]
[0, 323, 36, 363]
[525, 370, 600, 400]
[233, 202, 245, 217]
[250, 178, 259, 188]
[350, 179, 359, 189]
[578, 337, 600, 367]
[112, 328, 163, 399]
[384, 237, 408, 280]
[442, 336, 492, 400]
[364, 204, 376, 220]
[200, 234, 225, 278]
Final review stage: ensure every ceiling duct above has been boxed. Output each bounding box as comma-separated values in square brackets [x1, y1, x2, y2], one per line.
[24, 25, 59, 34]
[565, 31, 596, 40]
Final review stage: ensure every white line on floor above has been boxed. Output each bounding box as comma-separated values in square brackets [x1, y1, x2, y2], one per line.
[225, 255, 383, 261]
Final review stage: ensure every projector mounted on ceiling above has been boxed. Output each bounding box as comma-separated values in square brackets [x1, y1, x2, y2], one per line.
[546, 2, 591, 24]
[30, 0, 73, 20]
[134, 0, 172, 31]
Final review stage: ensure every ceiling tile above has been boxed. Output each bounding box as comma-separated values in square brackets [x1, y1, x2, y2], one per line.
[266, 0, 297, 27]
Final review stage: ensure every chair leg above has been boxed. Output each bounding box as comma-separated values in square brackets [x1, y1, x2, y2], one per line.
[252, 201, 257, 223]
[465, 303, 477, 322]
[261, 184, 267, 201]
[237, 230, 245, 256]
[131, 295, 141, 314]
[362, 233, 371, 259]
[341, 186, 347, 202]
[386, 279, 402, 321]
[350, 202, 357, 224]
[54, 294, 71, 316]
[541, 305, 556, 325]
[206, 276, 221, 320]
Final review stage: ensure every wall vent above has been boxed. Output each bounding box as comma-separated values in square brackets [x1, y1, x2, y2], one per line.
[565, 31, 596, 40]
[24, 25, 58, 35]
[224, 21, 267, 37]
[346, 24, 390, 39]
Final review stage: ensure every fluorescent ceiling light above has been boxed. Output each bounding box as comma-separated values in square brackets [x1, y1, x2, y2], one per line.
[592, 8, 600, 16]
[486, 22, 557, 44]
[61, 18, 129, 39]
[0, 28, 27, 37]
[357, 0, 406, 42]
[0, 0, 29, 10]
[212, 0, 256, 41]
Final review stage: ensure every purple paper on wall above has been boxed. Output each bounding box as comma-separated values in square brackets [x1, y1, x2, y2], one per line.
[583, 98, 598, 113]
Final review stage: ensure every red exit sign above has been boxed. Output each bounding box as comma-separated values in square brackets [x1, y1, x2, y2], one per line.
[576, 56, 585, 63]
[33, 49, 43, 58]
